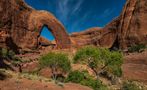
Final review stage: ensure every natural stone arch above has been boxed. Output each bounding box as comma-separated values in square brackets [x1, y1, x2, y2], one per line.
[0, 0, 71, 51]
[28, 11, 71, 49]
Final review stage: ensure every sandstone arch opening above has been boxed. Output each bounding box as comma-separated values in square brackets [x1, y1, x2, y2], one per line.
[39, 25, 56, 48]
[41, 26, 55, 41]
[36, 21, 71, 49]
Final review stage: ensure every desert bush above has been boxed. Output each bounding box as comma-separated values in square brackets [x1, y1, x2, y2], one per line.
[104, 51, 123, 77]
[66, 70, 107, 90]
[74, 46, 123, 79]
[65, 70, 85, 83]
[7, 50, 16, 59]
[81, 78, 107, 90]
[39, 52, 71, 81]
[0, 48, 22, 72]
[0, 48, 16, 59]
[128, 44, 146, 53]
[1, 48, 8, 58]
[122, 81, 143, 90]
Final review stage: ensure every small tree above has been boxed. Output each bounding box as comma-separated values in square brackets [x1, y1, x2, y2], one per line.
[74, 46, 123, 79]
[39, 52, 71, 81]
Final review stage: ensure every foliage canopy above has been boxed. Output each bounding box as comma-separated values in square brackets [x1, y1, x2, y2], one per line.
[39, 52, 71, 80]
[74, 46, 123, 77]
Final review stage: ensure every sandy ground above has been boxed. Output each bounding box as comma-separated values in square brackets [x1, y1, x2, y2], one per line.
[0, 78, 92, 90]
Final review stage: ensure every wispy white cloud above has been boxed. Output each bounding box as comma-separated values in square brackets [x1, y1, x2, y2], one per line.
[70, 8, 115, 32]
[99, 8, 115, 18]
[56, 0, 84, 24]
[70, 11, 92, 32]
[56, 1, 115, 32]
[57, 0, 69, 22]
[72, 0, 83, 14]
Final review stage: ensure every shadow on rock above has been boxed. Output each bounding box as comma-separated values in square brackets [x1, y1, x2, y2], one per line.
[0, 71, 7, 80]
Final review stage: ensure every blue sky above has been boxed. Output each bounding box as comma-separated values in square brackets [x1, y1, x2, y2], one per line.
[25, 0, 126, 40]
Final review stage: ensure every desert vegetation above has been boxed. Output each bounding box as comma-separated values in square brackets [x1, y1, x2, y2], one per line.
[74, 46, 123, 80]
[1, 45, 147, 90]
[0, 48, 22, 72]
[65, 70, 107, 90]
[37, 46, 125, 89]
[122, 80, 146, 90]
[39, 52, 71, 81]
[128, 44, 147, 53]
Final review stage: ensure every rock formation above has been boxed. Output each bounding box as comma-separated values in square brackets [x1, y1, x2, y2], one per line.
[0, 0, 146, 52]
[118, 0, 147, 49]
[71, 0, 147, 49]
[123, 50, 147, 83]
[38, 37, 53, 47]
[0, 0, 71, 52]
[71, 18, 120, 48]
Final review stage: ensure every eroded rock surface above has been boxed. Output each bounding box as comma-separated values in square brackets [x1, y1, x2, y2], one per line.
[71, 0, 147, 49]
[39, 37, 54, 47]
[123, 50, 147, 83]
[0, 0, 71, 52]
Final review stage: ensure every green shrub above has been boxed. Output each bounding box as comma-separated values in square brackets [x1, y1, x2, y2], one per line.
[74, 46, 101, 64]
[0, 48, 16, 59]
[74, 46, 123, 78]
[128, 44, 146, 53]
[8, 50, 16, 59]
[105, 51, 123, 77]
[66, 70, 107, 90]
[11, 57, 22, 66]
[39, 52, 71, 81]
[1, 48, 8, 58]
[0, 48, 21, 66]
[81, 79, 107, 90]
[122, 81, 142, 90]
[65, 70, 85, 83]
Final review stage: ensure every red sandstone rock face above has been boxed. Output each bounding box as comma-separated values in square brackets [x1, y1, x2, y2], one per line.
[118, 0, 147, 49]
[71, 0, 147, 49]
[70, 27, 102, 47]
[0, 0, 71, 52]
[38, 37, 53, 46]
[71, 18, 120, 48]
[123, 50, 147, 83]
[0, 0, 147, 51]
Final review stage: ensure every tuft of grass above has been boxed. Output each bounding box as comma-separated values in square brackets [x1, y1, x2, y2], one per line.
[39, 52, 71, 81]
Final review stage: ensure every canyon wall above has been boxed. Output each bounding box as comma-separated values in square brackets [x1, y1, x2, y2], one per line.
[0, 0, 147, 52]
[71, 0, 147, 49]
[0, 0, 71, 52]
